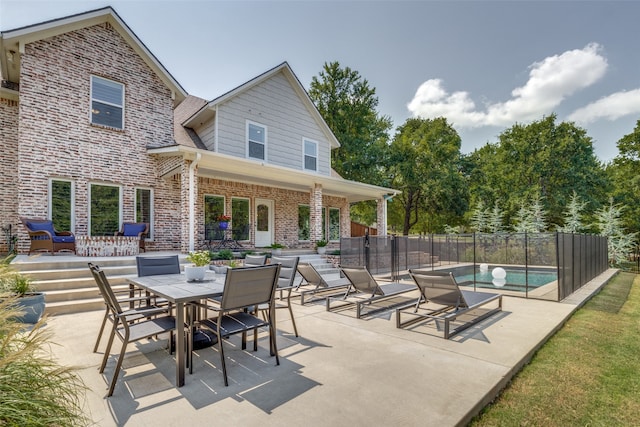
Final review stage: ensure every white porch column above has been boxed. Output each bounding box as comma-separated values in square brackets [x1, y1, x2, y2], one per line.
[377, 196, 388, 237]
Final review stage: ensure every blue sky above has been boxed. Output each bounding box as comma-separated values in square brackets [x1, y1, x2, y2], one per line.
[2, 0, 639, 162]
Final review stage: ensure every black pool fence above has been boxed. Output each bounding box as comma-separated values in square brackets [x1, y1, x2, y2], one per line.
[339, 232, 608, 301]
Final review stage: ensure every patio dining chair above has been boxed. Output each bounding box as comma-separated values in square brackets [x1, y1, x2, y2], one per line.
[330, 266, 416, 318]
[396, 270, 503, 339]
[136, 254, 181, 276]
[244, 254, 267, 266]
[296, 262, 352, 305]
[258, 256, 300, 336]
[135, 254, 181, 310]
[89, 262, 170, 353]
[195, 264, 280, 386]
[88, 263, 176, 397]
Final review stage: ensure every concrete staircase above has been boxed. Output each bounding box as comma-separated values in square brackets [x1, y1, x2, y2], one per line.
[10, 251, 335, 316]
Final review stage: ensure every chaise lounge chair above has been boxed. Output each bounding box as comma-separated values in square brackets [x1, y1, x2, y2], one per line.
[296, 262, 352, 305]
[328, 266, 416, 318]
[396, 269, 503, 339]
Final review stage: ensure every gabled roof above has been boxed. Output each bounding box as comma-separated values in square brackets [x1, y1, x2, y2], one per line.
[183, 62, 340, 149]
[0, 6, 186, 106]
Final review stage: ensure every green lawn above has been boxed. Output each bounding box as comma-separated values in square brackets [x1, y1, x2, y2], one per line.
[471, 272, 640, 426]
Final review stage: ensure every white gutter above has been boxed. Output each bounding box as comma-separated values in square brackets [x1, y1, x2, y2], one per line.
[188, 153, 202, 251]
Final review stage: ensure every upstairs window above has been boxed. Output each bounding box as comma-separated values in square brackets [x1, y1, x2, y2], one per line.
[303, 138, 318, 171]
[91, 75, 124, 129]
[247, 121, 266, 160]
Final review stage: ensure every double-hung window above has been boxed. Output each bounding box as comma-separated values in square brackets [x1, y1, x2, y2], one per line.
[91, 75, 124, 129]
[303, 138, 318, 172]
[247, 121, 266, 160]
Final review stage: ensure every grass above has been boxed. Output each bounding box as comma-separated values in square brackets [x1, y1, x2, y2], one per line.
[471, 272, 640, 426]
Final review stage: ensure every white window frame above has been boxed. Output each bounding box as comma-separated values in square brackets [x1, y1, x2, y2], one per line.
[246, 120, 267, 161]
[90, 75, 125, 130]
[48, 178, 75, 230]
[134, 187, 154, 240]
[303, 138, 318, 172]
[88, 182, 123, 236]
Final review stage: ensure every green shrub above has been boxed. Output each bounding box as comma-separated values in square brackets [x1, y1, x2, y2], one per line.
[0, 257, 35, 297]
[315, 239, 328, 248]
[215, 249, 234, 260]
[185, 250, 211, 267]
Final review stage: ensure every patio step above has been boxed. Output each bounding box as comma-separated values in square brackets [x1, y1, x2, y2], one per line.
[10, 251, 339, 315]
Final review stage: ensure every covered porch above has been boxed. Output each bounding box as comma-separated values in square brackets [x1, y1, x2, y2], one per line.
[150, 146, 399, 252]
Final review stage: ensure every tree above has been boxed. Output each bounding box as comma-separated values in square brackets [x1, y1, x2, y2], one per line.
[594, 199, 637, 265]
[607, 119, 640, 236]
[387, 117, 468, 235]
[308, 61, 392, 186]
[465, 115, 609, 227]
[512, 194, 547, 233]
[470, 199, 490, 232]
[487, 200, 505, 233]
[558, 191, 587, 233]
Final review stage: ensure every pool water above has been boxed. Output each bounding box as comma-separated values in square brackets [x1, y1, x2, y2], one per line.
[454, 268, 557, 292]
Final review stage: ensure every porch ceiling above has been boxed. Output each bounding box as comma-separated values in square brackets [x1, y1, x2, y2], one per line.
[148, 145, 399, 203]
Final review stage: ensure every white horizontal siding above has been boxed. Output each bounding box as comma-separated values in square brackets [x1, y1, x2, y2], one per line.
[209, 71, 332, 175]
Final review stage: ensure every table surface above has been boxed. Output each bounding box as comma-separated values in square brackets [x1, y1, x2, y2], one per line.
[129, 272, 225, 302]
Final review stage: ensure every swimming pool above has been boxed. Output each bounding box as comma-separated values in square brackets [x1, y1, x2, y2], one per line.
[450, 266, 557, 293]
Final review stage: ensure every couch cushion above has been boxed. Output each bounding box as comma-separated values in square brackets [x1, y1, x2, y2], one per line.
[52, 235, 75, 243]
[122, 223, 147, 237]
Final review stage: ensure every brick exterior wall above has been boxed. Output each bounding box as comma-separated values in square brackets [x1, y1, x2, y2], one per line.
[13, 22, 179, 253]
[0, 98, 19, 253]
[6, 18, 362, 254]
[197, 177, 349, 250]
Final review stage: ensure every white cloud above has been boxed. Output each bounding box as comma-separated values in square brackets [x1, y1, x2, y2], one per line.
[407, 43, 608, 128]
[568, 89, 640, 123]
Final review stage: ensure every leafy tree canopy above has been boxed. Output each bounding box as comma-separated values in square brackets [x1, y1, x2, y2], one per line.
[607, 119, 640, 235]
[465, 114, 609, 228]
[387, 117, 468, 234]
[308, 61, 392, 186]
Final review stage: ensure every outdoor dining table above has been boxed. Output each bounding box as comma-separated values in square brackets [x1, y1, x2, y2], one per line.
[129, 271, 225, 387]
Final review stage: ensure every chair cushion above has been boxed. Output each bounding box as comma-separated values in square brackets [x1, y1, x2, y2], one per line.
[122, 223, 146, 236]
[52, 235, 75, 243]
[26, 221, 55, 235]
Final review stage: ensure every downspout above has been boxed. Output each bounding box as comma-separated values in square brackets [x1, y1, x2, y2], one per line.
[188, 153, 202, 251]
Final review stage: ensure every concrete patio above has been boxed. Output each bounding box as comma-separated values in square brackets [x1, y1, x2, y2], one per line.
[43, 268, 618, 427]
